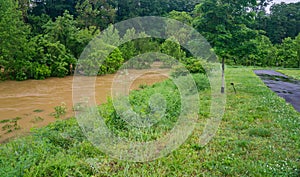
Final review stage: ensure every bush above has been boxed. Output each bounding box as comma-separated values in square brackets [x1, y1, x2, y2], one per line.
[192, 73, 210, 91]
[30, 62, 51, 80]
[6, 60, 32, 81]
[182, 57, 206, 74]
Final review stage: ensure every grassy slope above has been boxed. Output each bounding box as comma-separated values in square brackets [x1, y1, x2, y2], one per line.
[0, 68, 299, 176]
[277, 69, 300, 80]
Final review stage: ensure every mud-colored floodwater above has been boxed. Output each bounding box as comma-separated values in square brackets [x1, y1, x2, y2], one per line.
[254, 70, 300, 113]
[0, 69, 168, 143]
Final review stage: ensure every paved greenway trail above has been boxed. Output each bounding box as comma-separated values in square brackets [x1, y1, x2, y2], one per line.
[255, 70, 300, 113]
[0, 69, 168, 142]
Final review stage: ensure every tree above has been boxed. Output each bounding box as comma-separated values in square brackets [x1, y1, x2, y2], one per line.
[44, 11, 79, 54]
[261, 2, 300, 44]
[76, 41, 124, 75]
[167, 10, 193, 25]
[70, 26, 100, 58]
[192, 0, 260, 64]
[75, 0, 116, 29]
[236, 34, 275, 66]
[276, 37, 298, 68]
[119, 28, 138, 61]
[115, 0, 199, 21]
[17, 0, 30, 21]
[100, 48, 124, 74]
[295, 33, 300, 68]
[160, 37, 186, 67]
[0, 0, 30, 80]
[30, 0, 78, 19]
[29, 35, 76, 77]
[27, 14, 51, 36]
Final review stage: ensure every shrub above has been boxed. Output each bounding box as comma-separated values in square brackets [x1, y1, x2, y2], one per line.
[192, 73, 210, 91]
[30, 62, 51, 80]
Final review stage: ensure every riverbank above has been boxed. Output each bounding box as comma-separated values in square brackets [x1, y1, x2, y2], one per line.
[0, 68, 299, 176]
[0, 70, 168, 143]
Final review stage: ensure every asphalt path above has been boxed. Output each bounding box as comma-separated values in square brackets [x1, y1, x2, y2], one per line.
[254, 70, 300, 113]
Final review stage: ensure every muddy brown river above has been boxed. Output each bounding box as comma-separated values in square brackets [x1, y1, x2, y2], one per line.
[0, 70, 168, 143]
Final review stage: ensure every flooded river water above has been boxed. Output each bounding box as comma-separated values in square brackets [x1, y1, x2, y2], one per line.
[254, 70, 300, 113]
[0, 69, 168, 143]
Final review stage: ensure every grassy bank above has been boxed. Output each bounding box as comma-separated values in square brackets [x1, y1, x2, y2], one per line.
[277, 69, 300, 80]
[0, 68, 299, 176]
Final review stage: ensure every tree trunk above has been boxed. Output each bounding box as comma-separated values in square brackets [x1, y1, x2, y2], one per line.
[221, 57, 225, 94]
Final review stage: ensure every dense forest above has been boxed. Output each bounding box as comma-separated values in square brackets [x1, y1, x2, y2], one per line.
[0, 0, 299, 80]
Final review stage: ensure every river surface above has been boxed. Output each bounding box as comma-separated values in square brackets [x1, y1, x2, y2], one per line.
[254, 70, 300, 113]
[0, 69, 168, 143]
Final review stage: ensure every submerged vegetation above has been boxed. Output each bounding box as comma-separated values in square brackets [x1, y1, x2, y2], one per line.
[0, 68, 299, 176]
[0, 117, 21, 135]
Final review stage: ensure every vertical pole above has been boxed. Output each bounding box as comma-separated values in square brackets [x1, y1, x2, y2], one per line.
[221, 57, 225, 94]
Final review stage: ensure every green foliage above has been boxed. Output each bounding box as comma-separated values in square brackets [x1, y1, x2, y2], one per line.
[44, 10, 78, 53]
[99, 48, 124, 75]
[116, 0, 198, 21]
[70, 26, 100, 58]
[276, 37, 299, 68]
[51, 103, 67, 119]
[182, 57, 206, 73]
[0, 0, 30, 80]
[170, 65, 190, 78]
[30, 62, 51, 80]
[29, 35, 75, 78]
[277, 70, 300, 80]
[99, 78, 182, 141]
[119, 30, 160, 69]
[119, 28, 146, 61]
[167, 10, 193, 25]
[193, 0, 263, 65]
[1, 0, 300, 82]
[75, 0, 116, 30]
[233, 34, 275, 66]
[0, 119, 92, 176]
[27, 14, 51, 36]
[77, 40, 124, 76]
[1, 68, 300, 176]
[160, 38, 186, 67]
[192, 73, 210, 91]
[30, 0, 77, 19]
[4, 60, 26, 81]
[171, 69, 210, 91]
[259, 2, 300, 44]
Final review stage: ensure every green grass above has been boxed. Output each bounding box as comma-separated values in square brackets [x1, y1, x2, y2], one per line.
[0, 68, 299, 176]
[277, 69, 300, 80]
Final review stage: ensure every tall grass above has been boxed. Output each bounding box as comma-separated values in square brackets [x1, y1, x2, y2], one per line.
[0, 69, 299, 176]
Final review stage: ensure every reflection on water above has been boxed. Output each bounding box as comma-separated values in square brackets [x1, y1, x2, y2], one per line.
[0, 70, 168, 143]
